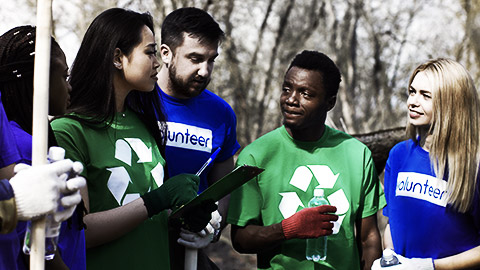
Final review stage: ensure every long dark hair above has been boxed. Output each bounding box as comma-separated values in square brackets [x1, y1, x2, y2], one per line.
[0, 25, 86, 228]
[0, 25, 61, 137]
[67, 8, 166, 148]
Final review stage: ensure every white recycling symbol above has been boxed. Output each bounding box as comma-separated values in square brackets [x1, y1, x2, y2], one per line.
[279, 165, 349, 234]
[107, 138, 164, 206]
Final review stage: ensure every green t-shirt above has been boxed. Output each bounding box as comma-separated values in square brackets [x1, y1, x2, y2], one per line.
[227, 126, 386, 270]
[51, 108, 169, 270]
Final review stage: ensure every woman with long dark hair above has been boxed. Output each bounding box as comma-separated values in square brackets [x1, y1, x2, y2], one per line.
[51, 8, 210, 269]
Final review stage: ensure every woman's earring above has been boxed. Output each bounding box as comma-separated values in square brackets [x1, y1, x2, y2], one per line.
[114, 62, 122, 69]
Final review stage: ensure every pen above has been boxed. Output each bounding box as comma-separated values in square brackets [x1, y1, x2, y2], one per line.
[195, 147, 221, 176]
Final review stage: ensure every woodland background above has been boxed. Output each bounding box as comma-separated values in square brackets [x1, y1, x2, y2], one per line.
[2, 0, 480, 269]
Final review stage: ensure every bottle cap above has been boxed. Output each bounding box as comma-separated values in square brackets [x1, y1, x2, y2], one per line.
[48, 147, 65, 162]
[313, 188, 324, 197]
[382, 248, 395, 260]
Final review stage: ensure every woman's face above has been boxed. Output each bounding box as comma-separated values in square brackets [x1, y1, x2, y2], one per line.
[49, 48, 71, 116]
[121, 25, 160, 92]
[407, 71, 433, 127]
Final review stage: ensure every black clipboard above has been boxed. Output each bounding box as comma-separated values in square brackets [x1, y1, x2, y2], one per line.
[169, 165, 264, 220]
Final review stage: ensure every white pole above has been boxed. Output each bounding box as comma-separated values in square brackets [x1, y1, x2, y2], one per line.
[185, 248, 198, 270]
[30, 0, 52, 269]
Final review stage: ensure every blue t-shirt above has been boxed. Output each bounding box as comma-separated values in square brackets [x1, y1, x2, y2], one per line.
[384, 140, 480, 259]
[9, 121, 31, 165]
[0, 92, 19, 168]
[0, 92, 23, 270]
[156, 85, 240, 192]
[10, 121, 86, 270]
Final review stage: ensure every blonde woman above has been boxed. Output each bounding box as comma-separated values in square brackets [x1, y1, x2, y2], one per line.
[375, 58, 480, 270]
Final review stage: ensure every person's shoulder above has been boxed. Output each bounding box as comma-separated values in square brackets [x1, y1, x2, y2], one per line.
[326, 126, 369, 149]
[243, 128, 282, 150]
[201, 90, 233, 109]
[51, 115, 85, 132]
[237, 128, 281, 162]
[389, 139, 414, 155]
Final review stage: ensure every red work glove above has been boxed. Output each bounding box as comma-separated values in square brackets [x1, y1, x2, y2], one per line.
[281, 205, 338, 239]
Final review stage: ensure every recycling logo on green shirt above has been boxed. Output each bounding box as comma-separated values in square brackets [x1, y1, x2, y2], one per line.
[279, 165, 349, 234]
[107, 138, 164, 206]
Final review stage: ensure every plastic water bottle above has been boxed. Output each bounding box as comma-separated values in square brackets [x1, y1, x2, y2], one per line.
[380, 249, 400, 267]
[306, 187, 329, 262]
[23, 147, 65, 260]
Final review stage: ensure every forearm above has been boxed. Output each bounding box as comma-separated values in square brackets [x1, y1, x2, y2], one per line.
[383, 223, 394, 249]
[0, 163, 16, 180]
[357, 215, 382, 270]
[231, 223, 285, 253]
[434, 246, 480, 270]
[360, 231, 382, 270]
[84, 198, 148, 248]
[217, 194, 229, 230]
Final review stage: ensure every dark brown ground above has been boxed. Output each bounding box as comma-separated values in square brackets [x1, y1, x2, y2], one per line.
[204, 225, 256, 270]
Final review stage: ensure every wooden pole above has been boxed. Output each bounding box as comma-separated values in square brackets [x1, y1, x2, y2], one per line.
[185, 247, 198, 270]
[30, 0, 52, 269]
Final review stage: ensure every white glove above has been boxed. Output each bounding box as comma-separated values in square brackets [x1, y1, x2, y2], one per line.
[10, 159, 74, 220]
[371, 249, 434, 270]
[396, 254, 434, 270]
[177, 209, 222, 249]
[53, 162, 85, 222]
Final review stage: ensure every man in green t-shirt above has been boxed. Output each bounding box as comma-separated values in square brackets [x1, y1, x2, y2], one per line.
[227, 50, 385, 270]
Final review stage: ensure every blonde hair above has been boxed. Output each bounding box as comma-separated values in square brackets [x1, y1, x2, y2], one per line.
[406, 58, 480, 213]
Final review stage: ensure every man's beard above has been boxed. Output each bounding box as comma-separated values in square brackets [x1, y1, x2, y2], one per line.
[168, 63, 210, 98]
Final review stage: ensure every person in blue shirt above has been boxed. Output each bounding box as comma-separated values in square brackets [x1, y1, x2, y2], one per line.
[374, 58, 480, 270]
[156, 7, 240, 270]
[0, 25, 86, 270]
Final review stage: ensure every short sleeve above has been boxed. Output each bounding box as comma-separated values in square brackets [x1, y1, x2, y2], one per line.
[217, 104, 240, 162]
[382, 154, 394, 218]
[0, 93, 20, 167]
[360, 149, 386, 219]
[227, 150, 263, 227]
[51, 118, 89, 179]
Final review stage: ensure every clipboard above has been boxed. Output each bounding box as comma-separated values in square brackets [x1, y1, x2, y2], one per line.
[169, 165, 264, 220]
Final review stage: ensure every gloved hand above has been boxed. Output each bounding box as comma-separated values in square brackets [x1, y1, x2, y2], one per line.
[396, 254, 434, 270]
[53, 161, 86, 222]
[281, 205, 338, 239]
[177, 209, 222, 249]
[141, 174, 199, 217]
[371, 249, 434, 270]
[10, 159, 76, 220]
[182, 200, 218, 232]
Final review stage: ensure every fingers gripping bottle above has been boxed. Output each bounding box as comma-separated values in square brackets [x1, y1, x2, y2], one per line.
[23, 147, 65, 260]
[306, 187, 330, 262]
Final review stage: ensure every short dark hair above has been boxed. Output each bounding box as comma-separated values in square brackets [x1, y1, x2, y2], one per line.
[161, 7, 224, 53]
[287, 50, 341, 97]
[68, 8, 166, 147]
[0, 25, 61, 134]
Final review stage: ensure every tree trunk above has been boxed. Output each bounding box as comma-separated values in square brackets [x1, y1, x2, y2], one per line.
[352, 127, 406, 173]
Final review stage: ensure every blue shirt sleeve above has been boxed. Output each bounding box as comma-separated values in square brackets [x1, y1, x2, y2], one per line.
[0, 92, 20, 168]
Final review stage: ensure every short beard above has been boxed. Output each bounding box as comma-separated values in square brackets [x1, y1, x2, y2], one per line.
[167, 63, 210, 98]
[168, 64, 189, 96]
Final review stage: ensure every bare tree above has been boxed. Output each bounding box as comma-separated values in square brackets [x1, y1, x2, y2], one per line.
[18, 0, 475, 146]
